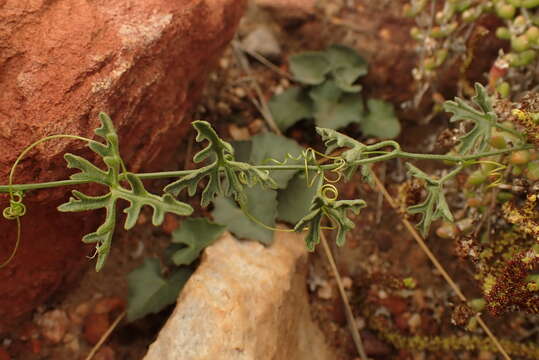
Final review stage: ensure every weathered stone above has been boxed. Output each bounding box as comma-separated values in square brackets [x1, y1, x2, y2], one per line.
[0, 0, 246, 332]
[144, 231, 333, 360]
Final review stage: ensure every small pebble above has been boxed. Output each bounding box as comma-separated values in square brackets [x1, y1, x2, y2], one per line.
[83, 313, 110, 345]
[36, 309, 70, 344]
[316, 281, 333, 300]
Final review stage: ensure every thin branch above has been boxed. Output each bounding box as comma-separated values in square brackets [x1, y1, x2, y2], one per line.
[370, 172, 511, 360]
[85, 311, 126, 360]
[320, 231, 369, 360]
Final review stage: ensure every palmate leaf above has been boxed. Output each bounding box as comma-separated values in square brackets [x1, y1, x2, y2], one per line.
[127, 258, 192, 322]
[58, 113, 193, 271]
[310, 80, 364, 129]
[406, 163, 453, 236]
[443, 83, 497, 155]
[169, 218, 226, 266]
[294, 194, 366, 250]
[212, 185, 278, 245]
[164, 121, 277, 207]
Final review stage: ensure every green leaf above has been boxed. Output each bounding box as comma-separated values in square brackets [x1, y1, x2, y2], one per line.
[289, 51, 331, 85]
[277, 172, 321, 224]
[165, 121, 277, 207]
[310, 80, 364, 129]
[170, 218, 226, 266]
[326, 44, 367, 92]
[442, 83, 497, 154]
[361, 99, 401, 139]
[59, 113, 193, 271]
[294, 193, 366, 250]
[268, 87, 313, 131]
[406, 163, 454, 236]
[249, 133, 304, 189]
[212, 186, 278, 245]
[127, 258, 192, 322]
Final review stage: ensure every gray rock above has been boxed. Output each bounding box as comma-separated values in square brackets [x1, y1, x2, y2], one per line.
[242, 26, 281, 59]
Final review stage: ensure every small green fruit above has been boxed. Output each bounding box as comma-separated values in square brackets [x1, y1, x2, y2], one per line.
[496, 3, 516, 19]
[526, 26, 539, 44]
[522, 0, 539, 8]
[512, 165, 523, 176]
[490, 134, 507, 149]
[514, 50, 537, 66]
[511, 35, 530, 52]
[509, 150, 532, 165]
[526, 161, 539, 180]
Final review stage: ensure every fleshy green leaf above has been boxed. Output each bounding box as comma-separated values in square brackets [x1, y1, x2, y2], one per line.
[442, 83, 497, 154]
[294, 193, 366, 250]
[406, 163, 454, 236]
[277, 172, 321, 224]
[212, 186, 278, 245]
[326, 44, 367, 92]
[268, 87, 313, 131]
[249, 132, 304, 189]
[310, 80, 364, 129]
[170, 218, 226, 266]
[361, 99, 401, 139]
[165, 121, 277, 207]
[127, 258, 192, 322]
[289, 51, 331, 85]
[58, 113, 193, 271]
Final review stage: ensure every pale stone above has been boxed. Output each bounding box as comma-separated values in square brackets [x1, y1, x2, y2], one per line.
[144, 231, 333, 360]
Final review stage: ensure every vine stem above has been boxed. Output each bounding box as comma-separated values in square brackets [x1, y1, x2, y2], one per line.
[370, 172, 512, 360]
[320, 231, 369, 360]
[0, 146, 530, 193]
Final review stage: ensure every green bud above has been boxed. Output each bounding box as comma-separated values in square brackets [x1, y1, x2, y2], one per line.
[510, 49, 537, 66]
[522, 0, 539, 8]
[435, 49, 449, 66]
[467, 170, 488, 186]
[509, 150, 532, 165]
[526, 161, 539, 180]
[468, 298, 486, 312]
[512, 165, 523, 176]
[497, 191, 514, 202]
[496, 81, 511, 98]
[496, 27, 512, 40]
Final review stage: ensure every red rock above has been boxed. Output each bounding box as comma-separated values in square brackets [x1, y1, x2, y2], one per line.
[83, 313, 110, 346]
[0, 0, 246, 333]
[0, 348, 10, 360]
[380, 295, 408, 315]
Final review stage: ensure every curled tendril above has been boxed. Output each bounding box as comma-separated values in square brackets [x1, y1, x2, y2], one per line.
[0, 191, 26, 268]
[3, 192, 26, 220]
[0, 134, 96, 269]
[471, 160, 507, 188]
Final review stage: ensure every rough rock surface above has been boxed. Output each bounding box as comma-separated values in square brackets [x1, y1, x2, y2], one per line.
[144, 231, 333, 360]
[0, 0, 245, 332]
